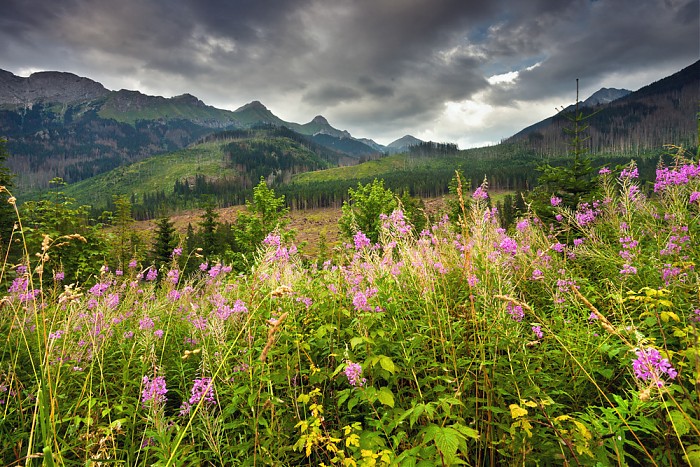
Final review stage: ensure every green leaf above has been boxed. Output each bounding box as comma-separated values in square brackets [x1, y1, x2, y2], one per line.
[379, 356, 396, 374]
[668, 410, 690, 437]
[452, 423, 480, 440]
[378, 387, 395, 408]
[433, 427, 460, 463]
[350, 336, 364, 349]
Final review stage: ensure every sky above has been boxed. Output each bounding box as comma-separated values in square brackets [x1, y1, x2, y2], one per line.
[1, 0, 697, 148]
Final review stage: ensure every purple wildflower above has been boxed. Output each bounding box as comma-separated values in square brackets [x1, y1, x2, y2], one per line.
[598, 167, 611, 175]
[506, 303, 524, 322]
[516, 219, 530, 232]
[344, 361, 366, 387]
[189, 377, 216, 406]
[353, 231, 371, 250]
[172, 247, 182, 257]
[128, 259, 138, 269]
[139, 316, 155, 330]
[54, 271, 65, 282]
[472, 185, 488, 200]
[632, 348, 677, 387]
[690, 192, 700, 204]
[145, 268, 158, 281]
[532, 326, 543, 339]
[499, 236, 518, 256]
[620, 166, 639, 180]
[141, 375, 168, 407]
[167, 269, 180, 285]
[550, 196, 562, 207]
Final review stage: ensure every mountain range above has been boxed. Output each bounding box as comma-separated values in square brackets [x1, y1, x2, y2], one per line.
[0, 70, 422, 190]
[1, 60, 698, 195]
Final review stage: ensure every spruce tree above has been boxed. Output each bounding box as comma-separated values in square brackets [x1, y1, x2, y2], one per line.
[150, 217, 177, 270]
[531, 79, 597, 216]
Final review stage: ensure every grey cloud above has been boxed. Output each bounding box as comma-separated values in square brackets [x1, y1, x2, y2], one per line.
[302, 84, 362, 106]
[0, 0, 695, 144]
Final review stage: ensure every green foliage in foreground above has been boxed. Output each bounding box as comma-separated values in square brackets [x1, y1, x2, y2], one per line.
[1, 151, 699, 465]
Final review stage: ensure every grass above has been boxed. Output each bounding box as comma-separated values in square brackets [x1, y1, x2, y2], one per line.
[62, 142, 233, 206]
[1, 152, 699, 465]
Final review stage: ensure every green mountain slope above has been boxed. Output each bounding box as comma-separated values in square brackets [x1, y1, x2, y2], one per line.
[61, 126, 341, 214]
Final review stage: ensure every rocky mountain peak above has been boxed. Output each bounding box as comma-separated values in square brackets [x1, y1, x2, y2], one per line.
[0, 69, 108, 105]
[311, 115, 329, 125]
[582, 87, 631, 107]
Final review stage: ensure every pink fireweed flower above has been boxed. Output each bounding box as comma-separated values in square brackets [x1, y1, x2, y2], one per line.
[353, 231, 371, 250]
[381, 209, 412, 235]
[690, 192, 700, 204]
[472, 185, 488, 200]
[550, 196, 562, 207]
[507, 303, 524, 322]
[139, 316, 155, 330]
[498, 236, 518, 256]
[344, 361, 366, 387]
[263, 233, 281, 247]
[598, 167, 611, 175]
[199, 262, 209, 272]
[172, 247, 182, 257]
[106, 293, 120, 309]
[654, 162, 700, 192]
[145, 268, 158, 281]
[89, 282, 111, 297]
[128, 259, 138, 268]
[54, 271, 65, 281]
[167, 269, 180, 285]
[632, 347, 677, 387]
[189, 377, 216, 406]
[352, 287, 380, 312]
[141, 375, 167, 407]
[532, 326, 543, 339]
[620, 166, 638, 179]
[153, 329, 164, 339]
[516, 219, 530, 232]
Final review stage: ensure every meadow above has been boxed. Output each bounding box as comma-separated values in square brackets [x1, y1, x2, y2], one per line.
[1, 150, 699, 466]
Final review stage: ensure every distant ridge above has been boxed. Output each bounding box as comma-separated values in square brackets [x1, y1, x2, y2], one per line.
[387, 135, 424, 153]
[507, 60, 699, 155]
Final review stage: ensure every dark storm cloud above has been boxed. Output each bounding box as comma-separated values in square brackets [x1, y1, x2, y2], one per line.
[0, 0, 696, 144]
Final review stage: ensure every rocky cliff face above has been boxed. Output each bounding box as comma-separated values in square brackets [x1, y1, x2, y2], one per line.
[0, 70, 109, 105]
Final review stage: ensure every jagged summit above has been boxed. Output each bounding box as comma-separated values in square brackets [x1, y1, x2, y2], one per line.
[0, 69, 108, 105]
[582, 87, 631, 107]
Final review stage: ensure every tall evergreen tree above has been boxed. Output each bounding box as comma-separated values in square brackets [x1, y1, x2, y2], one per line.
[198, 203, 220, 258]
[531, 80, 598, 217]
[150, 217, 178, 270]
